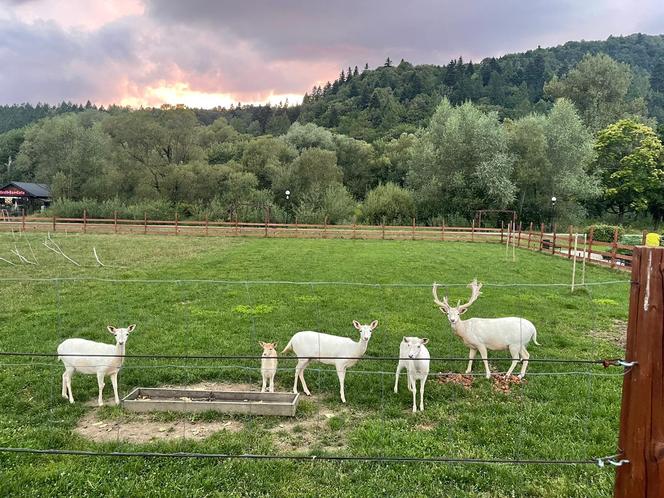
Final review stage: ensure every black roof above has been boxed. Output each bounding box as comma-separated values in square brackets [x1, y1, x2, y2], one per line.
[1, 182, 52, 198]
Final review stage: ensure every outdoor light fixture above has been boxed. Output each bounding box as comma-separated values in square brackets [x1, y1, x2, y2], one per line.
[285, 190, 290, 200]
[551, 196, 557, 206]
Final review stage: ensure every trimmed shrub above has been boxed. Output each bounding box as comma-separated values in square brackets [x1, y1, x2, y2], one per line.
[360, 183, 415, 225]
[587, 224, 624, 242]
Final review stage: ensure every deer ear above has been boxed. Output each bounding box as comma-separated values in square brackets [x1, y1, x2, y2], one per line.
[127, 324, 136, 333]
[273, 342, 278, 349]
[107, 326, 116, 334]
[402, 336, 408, 342]
[421, 338, 429, 345]
[352, 320, 361, 330]
[370, 320, 378, 330]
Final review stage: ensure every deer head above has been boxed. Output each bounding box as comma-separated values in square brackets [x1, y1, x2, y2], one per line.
[432, 279, 483, 326]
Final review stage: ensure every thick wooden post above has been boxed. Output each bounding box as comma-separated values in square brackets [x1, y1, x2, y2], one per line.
[527, 222, 533, 249]
[323, 216, 328, 239]
[52, 214, 56, 232]
[205, 214, 209, 236]
[500, 221, 504, 244]
[144, 212, 147, 235]
[83, 209, 87, 234]
[264, 207, 269, 238]
[611, 227, 619, 269]
[352, 217, 357, 240]
[382, 218, 385, 240]
[615, 246, 664, 497]
[21, 209, 25, 232]
[175, 211, 179, 236]
[471, 219, 475, 242]
[114, 211, 118, 234]
[441, 221, 445, 242]
[568, 225, 573, 259]
[588, 226, 594, 264]
[412, 217, 416, 241]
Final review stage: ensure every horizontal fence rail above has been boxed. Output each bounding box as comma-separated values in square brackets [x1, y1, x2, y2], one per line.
[0, 215, 636, 270]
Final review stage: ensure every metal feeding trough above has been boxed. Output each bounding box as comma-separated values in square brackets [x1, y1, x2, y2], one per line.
[122, 388, 300, 417]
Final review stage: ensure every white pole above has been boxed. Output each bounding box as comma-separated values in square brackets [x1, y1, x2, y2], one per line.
[571, 233, 578, 292]
[581, 233, 587, 287]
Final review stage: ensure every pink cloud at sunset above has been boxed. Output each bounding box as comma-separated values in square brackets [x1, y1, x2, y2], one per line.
[0, 0, 663, 108]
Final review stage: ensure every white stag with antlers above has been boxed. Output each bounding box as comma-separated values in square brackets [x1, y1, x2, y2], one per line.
[432, 279, 539, 379]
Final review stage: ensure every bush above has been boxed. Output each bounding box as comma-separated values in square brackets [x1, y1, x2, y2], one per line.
[588, 224, 624, 242]
[360, 183, 415, 225]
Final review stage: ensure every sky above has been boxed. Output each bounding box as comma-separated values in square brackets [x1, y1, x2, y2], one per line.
[0, 0, 663, 109]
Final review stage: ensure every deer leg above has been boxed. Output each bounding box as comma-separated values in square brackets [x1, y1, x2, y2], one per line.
[420, 377, 426, 412]
[269, 371, 275, 393]
[477, 344, 491, 379]
[96, 371, 105, 407]
[394, 361, 403, 393]
[506, 344, 521, 378]
[412, 377, 417, 413]
[518, 347, 530, 379]
[336, 365, 347, 403]
[261, 374, 267, 393]
[110, 372, 120, 405]
[465, 348, 477, 374]
[296, 359, 311, 396]
[61, 371, 68, 399]
[65, 367, 74, 403]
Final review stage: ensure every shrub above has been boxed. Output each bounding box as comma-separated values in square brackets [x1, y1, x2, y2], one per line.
[360, 183, 415, 225]
[588, 224, 624, 242]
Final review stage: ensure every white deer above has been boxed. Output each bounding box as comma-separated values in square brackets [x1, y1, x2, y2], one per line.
[57, 324, 136, 406]
[394, 336, 430, 412]
[282, 320, 378, 403]
[259, 341, 278, 393]
[432, 280, 539, 379]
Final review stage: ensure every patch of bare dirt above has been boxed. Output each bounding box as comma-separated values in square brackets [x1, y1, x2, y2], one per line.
[77, 382, 260, 443]
[75, 410, 243, 443]
[491, 374, 527, 394]
[588, 320, 627, 349]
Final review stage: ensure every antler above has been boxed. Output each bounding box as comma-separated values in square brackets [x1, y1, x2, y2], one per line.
[432, 283, 451, 312]
[458, 279, 483, 312]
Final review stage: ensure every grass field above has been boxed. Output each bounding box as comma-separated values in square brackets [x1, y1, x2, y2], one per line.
[0, 232, 630, 497]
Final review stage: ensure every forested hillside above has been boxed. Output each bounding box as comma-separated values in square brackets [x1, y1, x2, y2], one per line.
[1, 33, 664, 228]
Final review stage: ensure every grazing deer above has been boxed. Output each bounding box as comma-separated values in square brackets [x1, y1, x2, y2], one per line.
[432, 280, 539, 379]
[394, 336, 430, 412]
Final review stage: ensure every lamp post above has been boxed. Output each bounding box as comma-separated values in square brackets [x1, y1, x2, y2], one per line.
[551, 196, 557, 231]
[285, 190, 291, 223]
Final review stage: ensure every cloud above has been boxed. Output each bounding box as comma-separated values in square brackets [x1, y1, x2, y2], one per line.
[0, 0, 663, 107]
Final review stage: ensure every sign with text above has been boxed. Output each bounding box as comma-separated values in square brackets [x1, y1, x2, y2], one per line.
[0, 188, 26, 196]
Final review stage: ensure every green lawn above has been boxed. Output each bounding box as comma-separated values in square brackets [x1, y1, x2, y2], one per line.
[0, 232, 630, 497]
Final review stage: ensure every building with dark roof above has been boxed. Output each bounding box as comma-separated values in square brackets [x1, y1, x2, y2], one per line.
[0, 181, 52, 214]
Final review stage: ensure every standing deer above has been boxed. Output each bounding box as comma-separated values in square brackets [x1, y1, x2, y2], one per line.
[432, 280, 539, 379]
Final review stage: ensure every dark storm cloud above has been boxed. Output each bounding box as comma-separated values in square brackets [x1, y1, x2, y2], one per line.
[0, 0, 663, 105]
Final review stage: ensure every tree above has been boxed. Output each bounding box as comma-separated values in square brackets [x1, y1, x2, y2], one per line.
[361, 183, 415, 225]
[651, 60, 664, 93]
[407, 99, 516, 220]
[593, 119, 664, 223]
[544, 53, 648, 131]
[283, 122, 335, 151]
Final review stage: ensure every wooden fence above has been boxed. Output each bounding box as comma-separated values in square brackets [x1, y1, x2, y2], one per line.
[0, 213, 637, 269]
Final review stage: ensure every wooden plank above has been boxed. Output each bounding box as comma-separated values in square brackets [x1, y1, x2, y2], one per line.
[615, 247, 664, 497]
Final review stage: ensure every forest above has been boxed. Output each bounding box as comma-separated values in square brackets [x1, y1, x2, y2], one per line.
[1, 33, 664, 227]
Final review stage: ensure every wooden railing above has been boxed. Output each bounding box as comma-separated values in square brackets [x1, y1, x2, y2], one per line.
[0, 214, 636, 269]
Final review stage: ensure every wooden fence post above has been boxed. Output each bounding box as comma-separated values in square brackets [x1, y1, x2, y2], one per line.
[205, 214, 209, 236]
[539, 223, 544, 251]
[264, 207, 269, 238]
[323, 216, 328, 239]
[175, 211, 179, 236]
[295, 217, 299, 238]
[614, 246, 664, 497]
[527, 222, 533, 250]
[500, 221, 504, 245]
[551, 224, 557, 255]
[352, 216, 357, 240]
[471, 219, 475, 242]
[568, 225, 573, 259]
[114, 211, 118, 234]
[144, 212, 147, 235]
[382, 218, 385, 240]
[611, 227, 619, 268]
[21, 209, 25, 232]
[441, 222, 445, 242]
[412, 217, 416, 241]
[517, 222, 522, 248]
[83, 209, 87, 234]
[52, 214, 56, 232]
